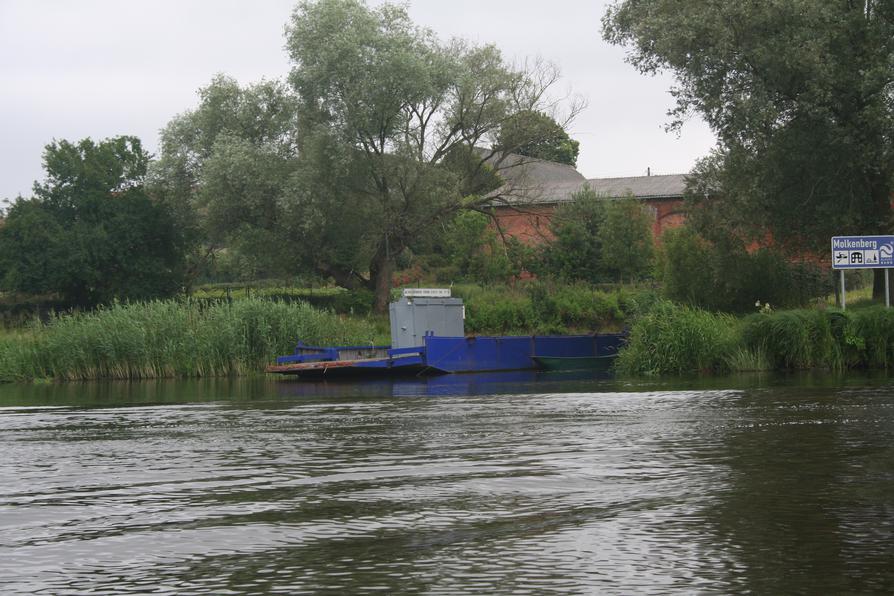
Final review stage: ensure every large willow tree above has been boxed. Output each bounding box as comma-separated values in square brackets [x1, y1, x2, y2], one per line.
[154, 0, 577, 311]
[604, 0, 894, 295]
[286, 0, 575, 310]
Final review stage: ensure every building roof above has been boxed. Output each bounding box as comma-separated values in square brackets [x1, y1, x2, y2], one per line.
[584, 174, 687, 200]
[488, 154, 687, 206]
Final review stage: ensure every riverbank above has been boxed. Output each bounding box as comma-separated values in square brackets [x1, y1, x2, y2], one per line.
[617, 300, 894, 375]
[2, 288, 892, 383]
[0, 284, 651, 383]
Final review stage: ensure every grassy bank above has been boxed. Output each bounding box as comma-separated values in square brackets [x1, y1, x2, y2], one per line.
[617, 301, 894, 376]
[6, 283, 888, 383]
[0, 282, 652, 383]
[455, 282, 656, 334]
[0, 298, 386, 382]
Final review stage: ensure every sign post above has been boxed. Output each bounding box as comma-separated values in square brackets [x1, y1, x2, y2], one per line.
[831, 235, 894, 310]
[841, 270, 846, 310]
[887, 269, 891, 308]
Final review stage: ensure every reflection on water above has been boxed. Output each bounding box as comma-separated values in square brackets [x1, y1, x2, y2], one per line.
[1, 373, 894, 594]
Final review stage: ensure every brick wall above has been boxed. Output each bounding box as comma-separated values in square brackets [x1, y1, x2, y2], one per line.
[491, 197, 686, 245]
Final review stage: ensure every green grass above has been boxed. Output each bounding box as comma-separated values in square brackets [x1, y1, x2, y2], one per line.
[454, 282, 656, 335]
[617, 301, 894, 376]
[825, 284, 872, 307]
[0, 298, 386, 383]
[723, 346, 771, 372]
[6, 282, 894, 382]
[192, 283, 345, 300]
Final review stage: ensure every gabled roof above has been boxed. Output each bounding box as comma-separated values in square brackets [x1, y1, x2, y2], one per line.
[584, 174, 687, 200]
[488, 153, 687, 206]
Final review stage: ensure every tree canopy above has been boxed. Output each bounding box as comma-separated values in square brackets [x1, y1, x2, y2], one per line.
[149, 75, 301, 283]
[603, 0, 894, 257]
[154, 0, 579, 311]
[540, 187, 607, 282]
[498, 110, 579, 166]
[287, 0, 578, 310]
[539, 188, 654, 283]
[0, 137, 186, 307]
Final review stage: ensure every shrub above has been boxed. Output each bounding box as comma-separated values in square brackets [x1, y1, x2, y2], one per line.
[330, 289, 375, 315]
[658, 227, 830, 313]
[436, 211, 518, 284]
[460, 287, 536, 334]
[454, 282, 645, 335]
[598, 198, 655, 282]
[538, 188, 608, 283]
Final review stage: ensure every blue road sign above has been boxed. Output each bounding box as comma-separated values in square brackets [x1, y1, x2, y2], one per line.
[832, 236, 894, 269]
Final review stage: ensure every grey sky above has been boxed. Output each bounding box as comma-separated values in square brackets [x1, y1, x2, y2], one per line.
[0, 0, 716, 202]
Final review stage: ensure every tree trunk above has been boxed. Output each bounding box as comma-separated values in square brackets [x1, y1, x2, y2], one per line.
[370, 253, 394, 314]
[320, 265, 366, 291]
[869, 177, 894, 304]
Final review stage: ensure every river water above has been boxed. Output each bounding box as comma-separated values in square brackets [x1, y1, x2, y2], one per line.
[1, 371, 893, 595]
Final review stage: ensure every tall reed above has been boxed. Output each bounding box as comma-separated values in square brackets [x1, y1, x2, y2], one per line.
[840, 306, 894, 369]
[615, 300, 739, 375]
[740, 309, 845, 370]
[0, 298, 385, 382]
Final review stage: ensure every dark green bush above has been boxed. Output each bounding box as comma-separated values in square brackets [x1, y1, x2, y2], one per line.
[461, 287, 536, 334]
[619, 304, 894, 377]
[658, 227, 830, 313]
[739, 307, 894, 371]
[330, 288, 374, 315]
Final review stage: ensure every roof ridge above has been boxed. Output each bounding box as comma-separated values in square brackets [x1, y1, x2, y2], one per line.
[585, 173, 686, 181]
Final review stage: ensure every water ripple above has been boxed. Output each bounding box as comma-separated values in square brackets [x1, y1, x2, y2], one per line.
[1, 377, 893, 594]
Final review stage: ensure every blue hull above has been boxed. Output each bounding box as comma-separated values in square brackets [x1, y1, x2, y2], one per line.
[267, 333, 626, 378]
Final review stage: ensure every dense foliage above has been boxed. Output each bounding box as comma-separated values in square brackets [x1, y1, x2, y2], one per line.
[0, 137, 186, 307]
[604, 0, 894, 297]
[436, 211, 518, 283]
[618, 301, 894, 376]
[152, 0, 579, 311]
[657, 226, 830, 313]
[150, 76, 301, 286]
[455, 283, 656, 335]
[615, 300, 739, 375]
[497, 110, 580, 166]
[537, 188, 654, 283]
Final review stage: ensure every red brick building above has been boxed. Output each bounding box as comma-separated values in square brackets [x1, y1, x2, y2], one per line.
[486, 155, 687, 244]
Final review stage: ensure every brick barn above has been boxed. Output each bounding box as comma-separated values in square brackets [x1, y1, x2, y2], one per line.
[487, 155, 688, 245]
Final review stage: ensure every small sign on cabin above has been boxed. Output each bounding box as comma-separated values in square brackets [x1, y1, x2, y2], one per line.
[831, 236, 894, 269]
[402, 288, 451, 298]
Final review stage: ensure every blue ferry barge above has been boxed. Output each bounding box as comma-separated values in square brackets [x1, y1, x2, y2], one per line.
[266, 289, 626, 378]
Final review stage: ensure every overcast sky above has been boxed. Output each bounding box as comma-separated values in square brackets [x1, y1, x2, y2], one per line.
[0, 0, 717, 201]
